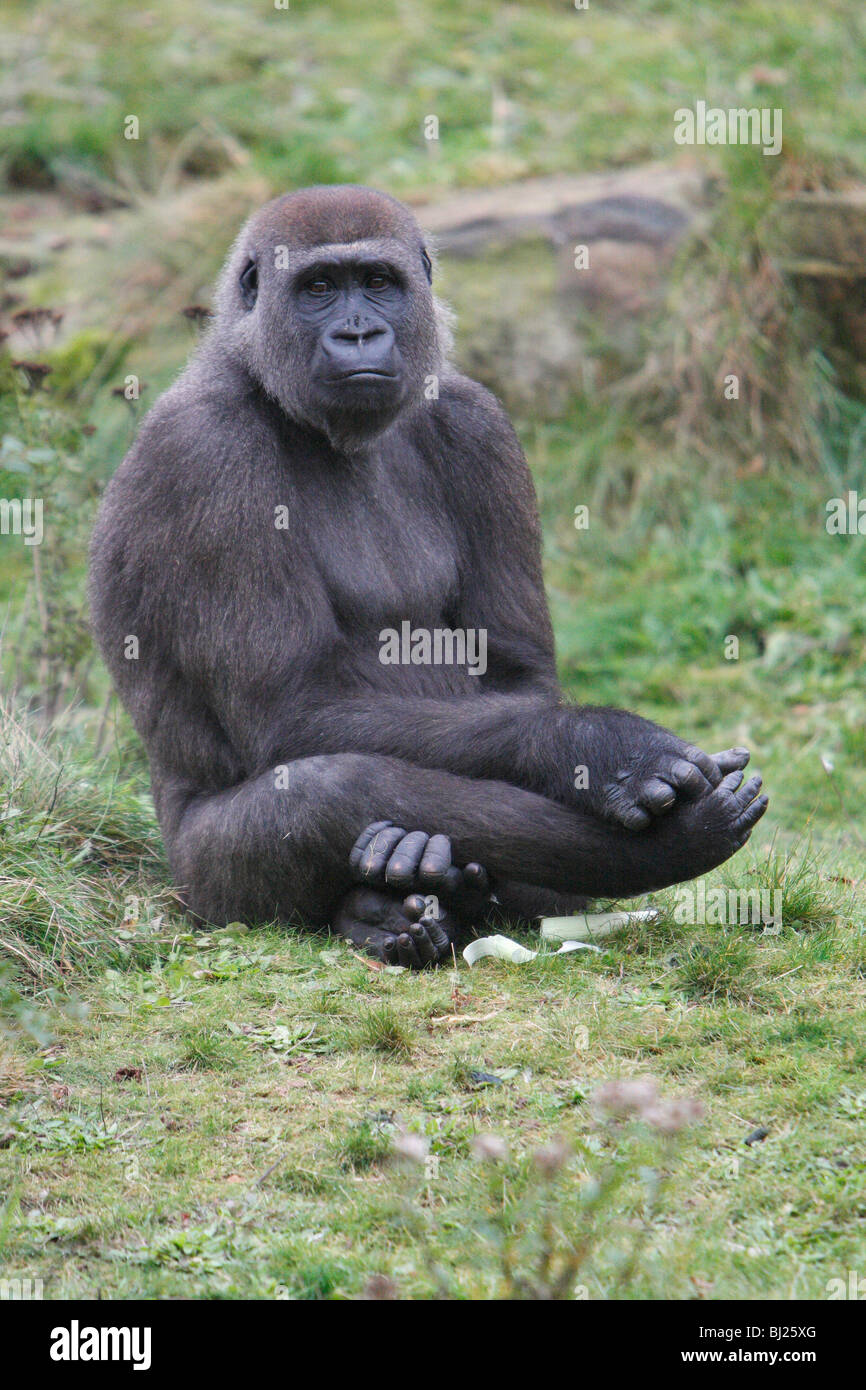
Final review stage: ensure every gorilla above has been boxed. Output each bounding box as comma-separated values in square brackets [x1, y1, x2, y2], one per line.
[89, 185, 767, 968]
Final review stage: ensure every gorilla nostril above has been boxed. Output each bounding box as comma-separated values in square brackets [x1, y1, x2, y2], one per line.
[333, 324, 384, 344]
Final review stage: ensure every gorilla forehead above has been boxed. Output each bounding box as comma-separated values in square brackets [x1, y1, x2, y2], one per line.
[247, 185, 425, 253]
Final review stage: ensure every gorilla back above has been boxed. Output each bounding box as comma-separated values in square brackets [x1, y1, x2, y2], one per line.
[89, 185, 767, 968]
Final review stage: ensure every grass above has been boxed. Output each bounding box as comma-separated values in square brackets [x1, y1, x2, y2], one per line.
[2, 0, 866, 1300]
[2, 854, 866, 1297]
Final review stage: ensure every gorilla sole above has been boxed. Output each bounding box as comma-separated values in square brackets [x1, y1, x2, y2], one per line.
[88, 184, 767, 969]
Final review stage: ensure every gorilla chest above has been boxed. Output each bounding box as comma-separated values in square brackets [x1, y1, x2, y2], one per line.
[306, 483, 460, 628]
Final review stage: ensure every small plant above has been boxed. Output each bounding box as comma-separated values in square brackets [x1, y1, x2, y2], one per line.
[352, 1003, 413, 1058]
[737, 840, 841, 932]
[4, 1099, 119, 1153]
[175, 1025, 240, 1074]
[338, 1118, 393, 1173]
[676, 936, 759, 1004]
[375, 1078, 703, 1299]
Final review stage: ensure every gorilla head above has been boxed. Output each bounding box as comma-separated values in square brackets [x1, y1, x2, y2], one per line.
[213, 184, 447, 449]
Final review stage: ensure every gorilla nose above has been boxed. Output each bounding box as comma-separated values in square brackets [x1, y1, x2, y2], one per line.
[331, 315, 385, 344]
[322, 318, 395, 374]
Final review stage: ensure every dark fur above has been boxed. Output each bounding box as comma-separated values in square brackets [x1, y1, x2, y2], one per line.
[89, 186, 766, 940]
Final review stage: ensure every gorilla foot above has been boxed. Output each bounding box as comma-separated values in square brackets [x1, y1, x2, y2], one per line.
[349, 821, 490, 918]
[331, 886, 457, 969]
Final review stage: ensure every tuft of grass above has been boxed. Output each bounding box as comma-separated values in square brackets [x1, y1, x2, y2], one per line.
[337, 1119, 393, 1172]
[676, 936, 761, 1005]
[268, 1257, 351, 1301]
[0, 703, 178, 997]
[174, 1025, 241, 1074]
[350, 1003, 414, 1058]
[736, 841, 844, 932]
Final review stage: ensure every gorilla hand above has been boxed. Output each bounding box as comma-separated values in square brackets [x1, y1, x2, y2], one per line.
[349, 822, 490, 915]
[332, 886, 456, 968]
[577, 710, 754, 831]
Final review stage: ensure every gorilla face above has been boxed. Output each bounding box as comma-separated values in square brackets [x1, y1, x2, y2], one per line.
[289, 251, 411, 414]
[215, 188, 442, 451]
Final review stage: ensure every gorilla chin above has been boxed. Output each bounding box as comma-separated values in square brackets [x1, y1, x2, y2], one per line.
[312, 370, 409, 447]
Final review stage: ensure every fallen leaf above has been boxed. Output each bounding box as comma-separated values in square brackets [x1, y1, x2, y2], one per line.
[351, 951, 384, 972]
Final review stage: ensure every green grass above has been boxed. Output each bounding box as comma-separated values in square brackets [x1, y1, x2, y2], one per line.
[2, 0, 866, 1300]
[3, 864, 866, 1297]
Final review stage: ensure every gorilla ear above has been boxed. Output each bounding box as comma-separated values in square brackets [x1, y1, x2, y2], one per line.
[239, 258, 258, 310]
[421, 246, 433, 284]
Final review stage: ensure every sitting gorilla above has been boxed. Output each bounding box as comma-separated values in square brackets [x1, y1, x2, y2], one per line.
[89, 185, 767, 967]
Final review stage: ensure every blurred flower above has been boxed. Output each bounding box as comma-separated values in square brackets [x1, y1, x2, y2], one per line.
[592, 1077, 659, 1118]
[392, 1131, 428, 1164]
[642, 1097, 704, 1134]
[532, 1136, 571, 1177]
[472, 1133, 508, 1163]
[363, 1274, 398, 1300]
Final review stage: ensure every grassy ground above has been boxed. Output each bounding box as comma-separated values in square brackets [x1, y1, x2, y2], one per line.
[2, 0, 866, 1299]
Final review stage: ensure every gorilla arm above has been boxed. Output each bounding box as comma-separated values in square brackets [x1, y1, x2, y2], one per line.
[147, 687, 765, 929]
[256, 382, 756, 833]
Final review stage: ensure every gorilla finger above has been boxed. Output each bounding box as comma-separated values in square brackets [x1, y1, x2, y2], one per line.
[670, 758, 712, 797]
[733, 773, 763, 809]
[685, 745, 722, 787]
[463, 862, 490, 895]
[737, 794, 768, 831]
[385, 830, 430, 890]
[409, 922, 439, 964]
[419, 833, 452, 886]
[610, 799, 652, 830]
[719, 769, 745, 794]
[396, 932, 423, 969]
[423, 915, 453, 956]
[440, 866, 464, 897]
[382, 935, 399, 965]
[403, 894, 428, 922]
[636, 777, 676, 813]
[712, 747, 750, 775]
[349, 820, 393, 871]
[360, 826, 406, 881]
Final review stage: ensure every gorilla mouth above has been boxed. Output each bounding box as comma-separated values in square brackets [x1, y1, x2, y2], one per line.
[337, 368, 398, 381]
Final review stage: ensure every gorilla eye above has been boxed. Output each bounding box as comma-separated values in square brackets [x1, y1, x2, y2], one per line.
[365, 271, 393, 291]
[305, 278, 334, 296]
[239, 259, 258, 310]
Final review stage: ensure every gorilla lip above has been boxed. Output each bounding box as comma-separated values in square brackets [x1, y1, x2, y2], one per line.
[335, 368, 397, 380]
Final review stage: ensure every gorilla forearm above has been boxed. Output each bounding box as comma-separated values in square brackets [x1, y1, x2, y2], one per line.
[278, 691, 567, 793]
[275, 692, 725, 823]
